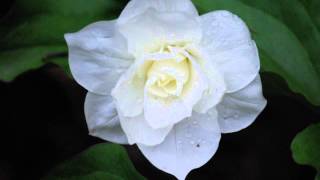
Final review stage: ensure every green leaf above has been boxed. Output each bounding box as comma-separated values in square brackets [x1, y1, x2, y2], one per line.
[51, 172, 123, 180]
[239, 0, 320, 77]
[193, 0, 320, 105]
[291, 123, 320, 180]
[0, 46, 66, 81]
[43, 143, 145, 180]
[0, 0, 126, 81]
[317, 173, 320, 180]
[291, 123, 320, 169]
[299, 0, 320, 31]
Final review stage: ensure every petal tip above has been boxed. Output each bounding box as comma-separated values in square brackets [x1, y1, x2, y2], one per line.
[64, 33, 74, 45]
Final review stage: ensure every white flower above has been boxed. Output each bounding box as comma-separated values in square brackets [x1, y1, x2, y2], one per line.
[65, 0, 267, 179]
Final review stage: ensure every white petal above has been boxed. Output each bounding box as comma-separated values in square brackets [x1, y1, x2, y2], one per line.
[138, 109, 221, 179]
[217, 76, 267, 133]
[111, 62, 145, 117]
[184, 48, 226, 113]
[118, 113, 172, 146]
[65, 20, 133, 95]
[84, 93, 128, 144]
[200, 10, 260, 93]
[118, 0, 198, 25]
[144, 60, 208, 129]
[143, 97, 190, 130]
[117, 8, 202, 57]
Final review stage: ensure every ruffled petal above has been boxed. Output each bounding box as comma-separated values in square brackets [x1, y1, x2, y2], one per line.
[144, 60, 208, 129]
[217, 76, 267, 133]
[65, 20, 133, 95]
[84, 93, 128, 144]
[118, 0, 198, 25]
[184, 47, 226, 113]
[200, 10, 260, 93]
[138, 109, 221, 179]
[111, 62, 145, 117]
[117, 8, 202, 57]
[118, 113, 172, 146]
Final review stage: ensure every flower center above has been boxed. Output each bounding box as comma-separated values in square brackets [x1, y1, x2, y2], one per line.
[143, 42, 192, 99]
[146, 59, 190, 98]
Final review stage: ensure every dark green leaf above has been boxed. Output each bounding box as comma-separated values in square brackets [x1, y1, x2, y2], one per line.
[0, 0, 126, 81]
[50, 172, 123, 180]
[239, 0, 320, 77]
[0, 46, 66, 81]
[43, 143, 145, 180]
[291, 123, 320, 169]
[291, 123, 320, 180]
[193, 0, 320, 105]
[299, 0, 320, 31]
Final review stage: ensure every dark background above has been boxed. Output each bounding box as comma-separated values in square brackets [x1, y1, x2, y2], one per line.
[0, 1, 319, 180]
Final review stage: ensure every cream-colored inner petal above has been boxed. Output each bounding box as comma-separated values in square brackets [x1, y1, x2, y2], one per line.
[129, 41, 214, 107]
[146, 56, 190, 98]
[146, 50, 190, 98]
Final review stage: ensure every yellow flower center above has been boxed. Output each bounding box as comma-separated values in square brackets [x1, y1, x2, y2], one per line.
[136, 41, 195, 99]
[147, 59, 190, 98]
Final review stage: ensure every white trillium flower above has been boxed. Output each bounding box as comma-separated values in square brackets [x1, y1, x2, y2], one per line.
[65, 0, 267, 179]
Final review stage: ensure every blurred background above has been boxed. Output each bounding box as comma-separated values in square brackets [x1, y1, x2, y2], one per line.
[0, 0, 319, 179]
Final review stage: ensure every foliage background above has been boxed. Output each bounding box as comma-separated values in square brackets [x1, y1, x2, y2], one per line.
[0, 0, 319, 179]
